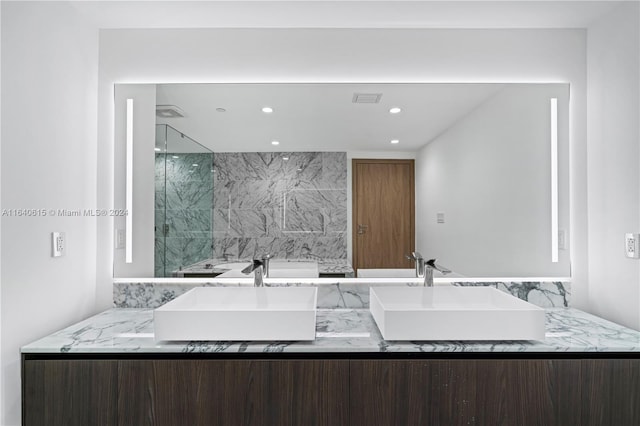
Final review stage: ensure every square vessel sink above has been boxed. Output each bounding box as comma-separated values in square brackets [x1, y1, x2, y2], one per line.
[154, 287, 318, 341]
[370, 286, 545, 341]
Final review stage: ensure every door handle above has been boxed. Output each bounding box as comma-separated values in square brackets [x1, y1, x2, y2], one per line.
[357, 224, 368, 235]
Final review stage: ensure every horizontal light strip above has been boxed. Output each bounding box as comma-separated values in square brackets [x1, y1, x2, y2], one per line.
[114, 277, 572, 284]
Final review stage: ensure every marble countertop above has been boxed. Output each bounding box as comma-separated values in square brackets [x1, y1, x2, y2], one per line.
[22, 308, 640, 354]
[176, 258, 354, 277]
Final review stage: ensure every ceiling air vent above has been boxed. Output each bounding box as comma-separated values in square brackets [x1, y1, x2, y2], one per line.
[156, 105, 185, 118]
[352, 93, 382, 104]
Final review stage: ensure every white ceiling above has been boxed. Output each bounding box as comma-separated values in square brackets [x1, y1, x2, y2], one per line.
[75, 1, 623, 30]
[102, 1, 621, 152]
[155, 83, 509, 152]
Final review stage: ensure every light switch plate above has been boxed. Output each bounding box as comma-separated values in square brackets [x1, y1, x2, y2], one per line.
[625, 233, 640, 259]
[115, 228, 126, 249]
[52, 232, 65, 257]
[558, 229, 567, 250]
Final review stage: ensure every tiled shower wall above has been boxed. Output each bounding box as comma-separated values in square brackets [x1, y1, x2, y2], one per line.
[155, 153, 214, 276]
[212, 152, 347, 260]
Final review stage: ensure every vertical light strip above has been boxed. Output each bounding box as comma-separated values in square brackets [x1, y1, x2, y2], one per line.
[550, 98, 559, 263]
[125, 98, 134, 263]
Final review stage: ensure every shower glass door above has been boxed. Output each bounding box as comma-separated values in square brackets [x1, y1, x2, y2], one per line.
[155, 124, 214, 277]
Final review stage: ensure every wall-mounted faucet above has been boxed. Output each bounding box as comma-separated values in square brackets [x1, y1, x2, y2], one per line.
[406, 252, 451, 286]
[241, 254, 272, 287]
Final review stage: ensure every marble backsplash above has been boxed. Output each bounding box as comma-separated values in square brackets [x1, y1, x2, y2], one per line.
[212, 152, 347, 260]
[114, 280, 570, 310]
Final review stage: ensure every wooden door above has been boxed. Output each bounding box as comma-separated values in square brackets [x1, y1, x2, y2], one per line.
[352, 159, 415, 272]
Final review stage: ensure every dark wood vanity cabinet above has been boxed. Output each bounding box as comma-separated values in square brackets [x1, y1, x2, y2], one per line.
[117, 359, 349, 426]
[23, 359, 119, 425]
[23, 358, 349, 426]
[22, 356, 640, 426]
[350, 359, 640, 425]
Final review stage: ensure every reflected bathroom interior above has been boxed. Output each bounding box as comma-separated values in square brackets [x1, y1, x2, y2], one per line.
[155, 124, 214, 277]
[142, 83, 571, 279]
[154, 124, 349, 277]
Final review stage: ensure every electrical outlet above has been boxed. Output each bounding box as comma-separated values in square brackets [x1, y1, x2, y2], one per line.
[437, 212, 445, 224]
[625, 233, 640, 259]
[52, 232, 66, 257]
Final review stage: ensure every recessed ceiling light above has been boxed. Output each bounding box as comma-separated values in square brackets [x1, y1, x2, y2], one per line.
[154, 147, 161, 152]
[172, 155, 179, 159]
[389, 107, 402, 114]
[282, 156, 289, 161]
[192, 163, 199, 167]
[390, 139, 400, 144]
[271, 141, 280, 146]
[262, 107, 274, 113]
[216, 108, 226, 113]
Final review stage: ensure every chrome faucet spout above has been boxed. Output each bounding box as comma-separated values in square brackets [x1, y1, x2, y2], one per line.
[407, 252, 425, 278]
[241, 255, 272, 287]
[424, 258, 452, 287]
[426, 259, 451, 275]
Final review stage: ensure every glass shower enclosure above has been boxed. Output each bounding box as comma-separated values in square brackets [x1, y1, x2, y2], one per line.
[155, 124, 214, 277]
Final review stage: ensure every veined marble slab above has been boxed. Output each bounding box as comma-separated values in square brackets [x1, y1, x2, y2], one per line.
[211, 152, 348, 260]
[114, 280, 570, 309]
[21, 308, 640, 354]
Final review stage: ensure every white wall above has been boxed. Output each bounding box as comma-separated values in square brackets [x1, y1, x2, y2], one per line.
[587, 2, 640, 330]
[98, 28, 588, 305]
[416, 84, 571, 277]
[0, 3, 99, 425]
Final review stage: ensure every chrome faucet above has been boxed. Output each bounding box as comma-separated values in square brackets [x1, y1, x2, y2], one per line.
[241, 254, 272, 287]
[423, 259, 452, 287]
[406, 252, 451, 286]
[406, 252, 426, 278]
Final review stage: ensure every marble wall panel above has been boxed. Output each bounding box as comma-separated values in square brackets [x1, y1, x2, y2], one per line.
[165, 209, 211, 237]
[213, 237, 239, 260]
[213, 151, 347, 260]
[154, 237, 165, 277]
[164, 237, 213, 274]
[157, 151, 346, 273]
[321, 152, 348, 188]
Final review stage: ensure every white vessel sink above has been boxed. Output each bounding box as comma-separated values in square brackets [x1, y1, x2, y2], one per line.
[154, 287, 318, 341]
[370, 286, 545, 341]
[216, 261, 319, 278]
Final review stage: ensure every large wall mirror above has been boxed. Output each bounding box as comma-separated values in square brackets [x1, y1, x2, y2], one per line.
[113, 83, 570, 279]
